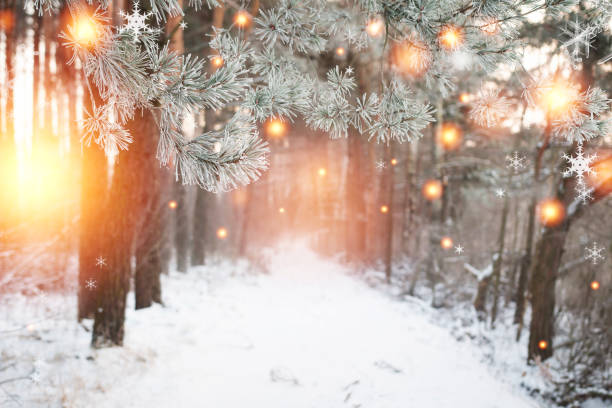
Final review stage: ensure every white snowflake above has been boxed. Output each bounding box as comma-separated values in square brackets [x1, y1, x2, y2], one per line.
[95, 256, 106, 267]
[454, 244, 464, 255]
[119, 2, 153, 42]
[375, 160, 386, 171]
[506, 151, 526, 172]
[495, 188, 505, 198]
[599, 52, 612, 65]
[560, 17, 598, 67]
[85, 279, 97, 290]
[584, 242, 605, 265]
[562, 144, 597, 185]
[179, 20, 187, 30]
[576, 183, 594, 204]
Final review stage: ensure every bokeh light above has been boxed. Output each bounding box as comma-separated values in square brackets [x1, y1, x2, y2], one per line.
[168, 200, 178, 209]
[438, 25, 464, 50]
[440, 236, 453, 250]
[591, 281, 600, 291]
[422, 179, 443, 201]
[234, 10, 251, 28]
[265, 118, 288, 139]
[537, 198, 565, 227]
[380, 205, 389, 214]
[437, 123, 462, 151]
[538, 80, 578, 117]
[366, 18, 384, 37]
[391, 40, 431, 77]
[216, 227, 228, 239]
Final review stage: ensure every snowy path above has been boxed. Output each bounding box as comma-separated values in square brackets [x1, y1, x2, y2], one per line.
[72, 247, 537, 408]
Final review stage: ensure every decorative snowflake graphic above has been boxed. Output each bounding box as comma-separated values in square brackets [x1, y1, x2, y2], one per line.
[179, 20, 187, 30]
[560, 17, 598, 66]
[454, 244, 464, 255]
[506, 151, 526, 172]
[119, 2, 153, 42]
[562, 143, 597, 203]
[95, 256, 107, 267]
[375, 160, 386, 171]
[85, 279, 98, 291]
[562, 144, 597, 185]
[584, 242, 605, 265]
[495, 188, 505, 198]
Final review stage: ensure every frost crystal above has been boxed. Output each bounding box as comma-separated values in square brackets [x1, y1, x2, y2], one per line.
[584, 242, 605, 265]
[119, 2, 153, 42]
[85, 279, 98, 290]
[560, 18, 598, 67]
[469, 89, 510, 127]
[506, 151, 526, 172]
[562, 143, 597, 202]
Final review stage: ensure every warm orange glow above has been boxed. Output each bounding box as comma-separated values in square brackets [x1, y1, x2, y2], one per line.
[168, 200, 178, 209]
[437, 123, 462, 151]
[0, 10, 15, 32]
[538, 81, 579, 117]
[232, 189, 248, 206]
[318, 168, 327, 177]
[588, 155, 612, 196]
[216, 227, 228, 239]
[234, 10, 251, 28]
[380, 205, 389, 214]
[537, 199, 565, 227]
[440, 236, 453, 250]
[279, 207, 285, 214]
[390, 158, 398, 166]
[366, 18, 384, 37]
[265, 118, 288, 139]
[591, 281, 600, 291]
[391, 40, 431, 77]
[438, 25, 464, 50]
[211, 56, 224, 68]
[335, 47, 346, 56]
[538, 340, 548, 350]
[422, 180, 443, 201]
[70, 14, 101, 48]
[459, 93, 471, 103]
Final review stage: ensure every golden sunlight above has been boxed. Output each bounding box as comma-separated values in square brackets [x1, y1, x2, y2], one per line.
[70, 13, 101, 48]
[538, 81, 578, 117]
[438, 25, 464, 50]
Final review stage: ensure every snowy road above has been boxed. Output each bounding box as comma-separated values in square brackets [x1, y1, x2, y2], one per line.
[72, 246, 538, 408]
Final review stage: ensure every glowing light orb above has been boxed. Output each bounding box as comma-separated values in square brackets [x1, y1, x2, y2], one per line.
[390, 158, 398, 166]
[440, 236, 453, 250]
[438, 25, 464, 50]
[391, 40, 431, 77]
[216, 227, 228, 239]
[459, 93, 471, 103]
[422, 179, 443, 201]
[168, 200, 178, 209]
[380, 205, 389, 214]
[279, 207, 285, 214]
[588, 156, 612, 196]
[234, 11, 250, 28]
[265, 118, 287, 139]
[539, 81, 578, 117]
[335, 47, 346, 56]
[537, 198, 565, 227]
[366, 18, 384, 37]
[538, 340, 548, 350]
[71, 14, 101, 48]
[437, 123, 462, 151]
[318, 168, 327, 177]
[591, 281, 600, 290]
[211, 56, 224, 68]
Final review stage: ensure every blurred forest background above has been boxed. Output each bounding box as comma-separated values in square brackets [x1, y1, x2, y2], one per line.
[0, 0, 611, 406]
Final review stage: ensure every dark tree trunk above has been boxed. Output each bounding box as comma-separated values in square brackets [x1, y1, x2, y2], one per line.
[173, 182, 190, 271]
[514, 197, 536, 333]
[490, 194, 510, 327]
[473, 275, 492, 319]
[191, 188, 209, 266]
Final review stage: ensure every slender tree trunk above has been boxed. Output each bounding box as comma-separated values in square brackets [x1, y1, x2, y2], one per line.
[490, 193, 510, 327]
[345, 129, 366, 263]
[382, 144, 394, 283]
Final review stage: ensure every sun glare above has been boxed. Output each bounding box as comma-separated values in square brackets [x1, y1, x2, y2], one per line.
[71, 14, 101, 48]
[438, 25, 464, 50]
[539, 81, 578, 117]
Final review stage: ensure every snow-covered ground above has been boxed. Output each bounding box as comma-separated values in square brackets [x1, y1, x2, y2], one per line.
[2, 245, 543, 407]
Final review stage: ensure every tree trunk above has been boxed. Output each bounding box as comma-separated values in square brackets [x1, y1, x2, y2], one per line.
[490, 194, 510, 327]
[382, 144, 394, 283]
[345, 129, 366, 263]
